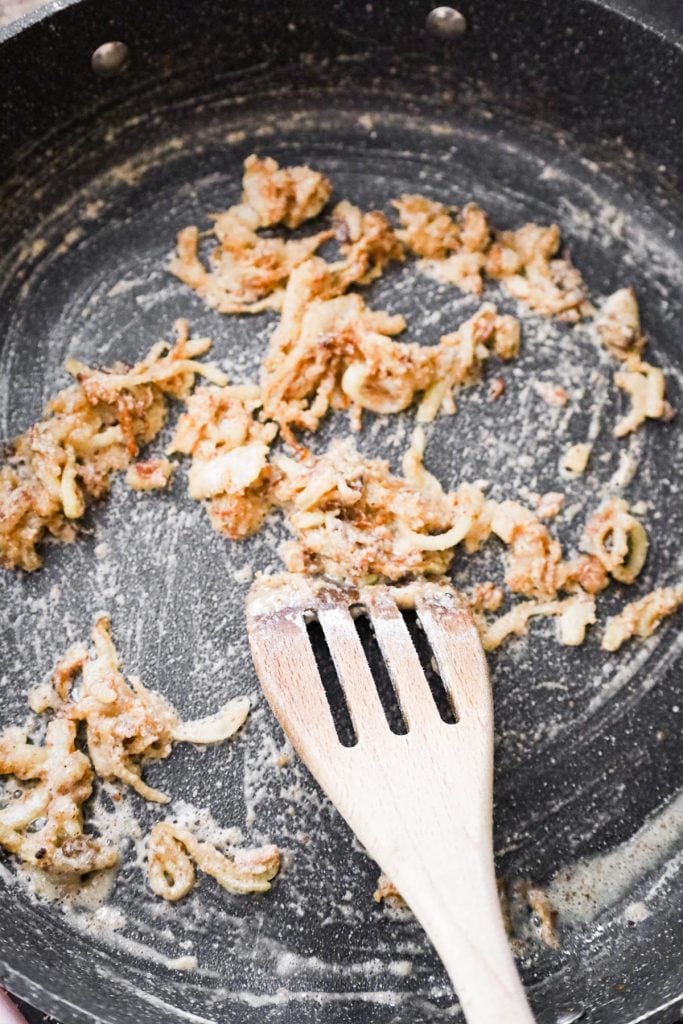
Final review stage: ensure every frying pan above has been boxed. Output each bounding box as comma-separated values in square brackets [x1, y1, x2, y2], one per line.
[0, 1, 682, 1022]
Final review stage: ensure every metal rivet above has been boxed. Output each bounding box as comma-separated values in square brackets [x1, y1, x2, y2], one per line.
[556, 1011, 586, 1024]
[426, 6, 467, 41]
[91, 41, 130, 78]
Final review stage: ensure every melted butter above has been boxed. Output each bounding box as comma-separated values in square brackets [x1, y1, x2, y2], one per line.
[546, 788, 683, 924]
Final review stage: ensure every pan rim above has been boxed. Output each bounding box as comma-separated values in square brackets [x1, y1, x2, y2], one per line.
[1, 0, 681, 51]
[590, 0, 683, 47]
[0, 0, 81, 44]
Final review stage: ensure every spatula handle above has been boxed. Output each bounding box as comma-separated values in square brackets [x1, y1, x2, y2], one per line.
[407, 855, 536, 1024]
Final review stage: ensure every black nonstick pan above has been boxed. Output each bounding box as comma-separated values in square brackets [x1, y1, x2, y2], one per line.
[1, 1, 682, 1022]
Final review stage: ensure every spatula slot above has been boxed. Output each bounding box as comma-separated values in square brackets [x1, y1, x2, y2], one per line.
[402, 609, 458, 724]
[352, 610, 409, 735]
[306, 619, 357, 747]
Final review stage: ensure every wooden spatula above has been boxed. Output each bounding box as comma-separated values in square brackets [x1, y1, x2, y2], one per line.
[246, 574, 536, 1024]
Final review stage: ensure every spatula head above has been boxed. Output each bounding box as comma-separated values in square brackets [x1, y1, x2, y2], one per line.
[246, 573, 491, 761]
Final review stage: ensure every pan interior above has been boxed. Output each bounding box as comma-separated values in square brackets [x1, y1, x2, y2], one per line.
[0, 67, 682, 1024]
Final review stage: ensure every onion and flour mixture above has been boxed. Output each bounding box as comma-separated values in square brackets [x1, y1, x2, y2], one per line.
[0, 141, 681, 1012]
